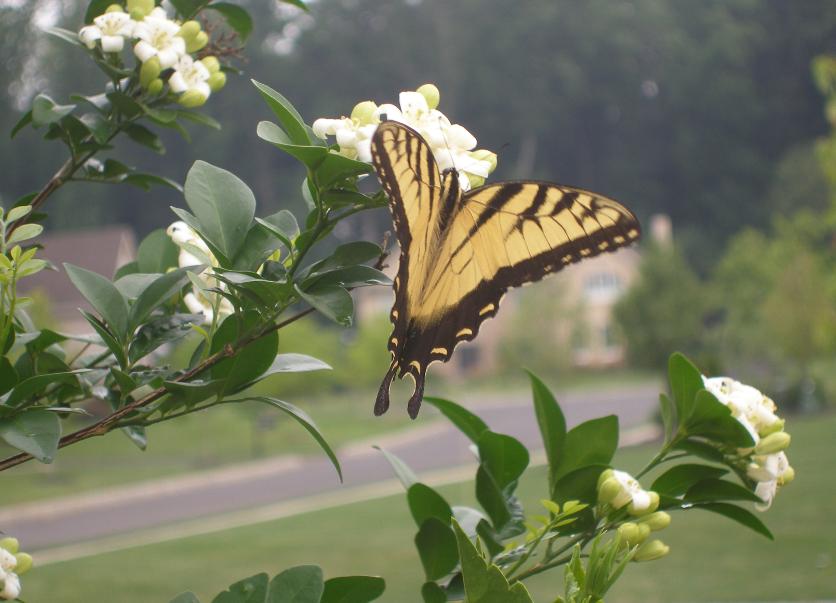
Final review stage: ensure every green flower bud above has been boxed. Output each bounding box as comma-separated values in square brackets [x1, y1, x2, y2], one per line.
[638, 511, 671, 531]
[178, 20, 201, 42]
[207, 71, 227, 92]
[467, 174, 485, 188]
[146, 78, 164, 95]
[200, 56, 221, 73]
[351, 100, 378, 125]
[471, 149, 498, 173]
[186, 31, 209, 53]
[127, 0, 154, 18]
[755, 431, 791, 455]
[597, 468, 615, 489]
[597, 476, 622, 506]
[105, 4, 124, 13]
[759, 418, 785, 437]
[617, 522, 644, 547]
[417, 83, 440, 110]
[14, 553, 33, 575]
[0, 537, 19, 554]
[633, 539, 670, 562]
[780, 465, 795, 485]
[178, 90, 207, 108]
[140, 56, 161, 88]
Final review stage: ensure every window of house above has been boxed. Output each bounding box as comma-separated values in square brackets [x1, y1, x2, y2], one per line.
[584, 272, 623, 302]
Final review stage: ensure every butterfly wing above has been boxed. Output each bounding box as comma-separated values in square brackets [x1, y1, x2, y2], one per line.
[370, 120, 448, 417]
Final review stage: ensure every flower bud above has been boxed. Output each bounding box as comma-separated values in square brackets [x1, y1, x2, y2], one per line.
[105, 4, 123, 13]
[178, 20, 201, 41]
[351, 100, 378, 125]
[417, 83, 440, 109]
[780, 465, 795, 485]
[471, 149, 498, 173]
[637, 511, 671, 531]
[178, 90, 208, 108]
[0, 539, 18, 555]
[208, 71, 227, 92]
[628, 490, 660, 516]
[200, 56, 221, 73]
[466, 174, 485, 188]
[186, 31, 209, 53]
[755, 431, 791, 455]
[633, 539, 670, 562]
[597, 476, 623, 506]
[617, 522, 649, 547]
[147, 78, 164, 95]
[14, 553, 32, 575]
[140, 56, 161, 88]
[127, 0, 154, 18]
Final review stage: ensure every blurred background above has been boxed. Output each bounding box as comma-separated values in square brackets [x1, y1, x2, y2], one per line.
[1, 1, 836, 601]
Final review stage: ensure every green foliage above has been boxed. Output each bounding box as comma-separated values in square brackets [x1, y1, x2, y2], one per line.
[614, 244, 706, 369]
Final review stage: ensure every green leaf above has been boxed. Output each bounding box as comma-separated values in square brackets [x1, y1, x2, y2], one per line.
[123, 173, 182, 192]
[310, 242, 381, 273]
[257, 210, 299, 248]
[408, 483, 454, 527]
[652, 464, 728, 496]
[65, 263, 129, 338]
[170, 207, 230, 266]
[280, 0, 309, 11]
[423, 397, 489, 443]
[686, 390, 755, 448]
[231, 223, 280, 272]
[320, 576, 385, 603]
[84, 0, 113, 22]
[207, 3, 253, 41]
[4, 372, 84, 407]
[0, 409, 61, 463]
[10, 111, 32, 138]
[685, 478, 764, 504]
[374, 446, 417, 489]
[553, 415, 618, 483]
[184, 161, 256, 261]
[452, 519, 534, 603]
[527, 370, 566, 497]
[125, 123, 165, 153]
[169, 593, 201, 603]
[668, 352, 704, 426]
[129, 313, 202, 362]
[315, 153, 373, 187]
[304, 266, 390, 289]
[164, 379, 226, 407]
[169, 0, 211, 19]
[692, 502, 774, 539]
[674, 439, 725, 463]
[266, 353, 331, 373]
[31, 94, 75, 127]
[211, 573, 268, 603]
[210, 312, 278, 394]
[659, 393, 675, 445]
[177, 110, 222, 130]
[553, 465, 608, 507]
[415, 518, 459, 581]
[257, 121, 325, 167]
[107, 91, 144, 118]
[242, 397, 341, 481]
[79, 111, 111, 144]
[137, 229, 180, 273]
[252, 81, 310, 145]
[46, 26, 85, 47]
[80, 310, 127, 368]
[114, 273, 160, 299]
[478, 431, 529, 491]
[420, 582, 446, 603]
[296, 283, 353, 326]
[7, 224, 43, 245]
[267, 565, 324, 603]
[0, 358, 17, 396]
[130, 266, 194, 329]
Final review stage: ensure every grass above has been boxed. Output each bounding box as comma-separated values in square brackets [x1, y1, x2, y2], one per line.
[20, 412, 835, 603]
[0, 370, 657, 506]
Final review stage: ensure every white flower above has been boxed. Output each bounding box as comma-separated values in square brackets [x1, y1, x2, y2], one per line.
[597, 469, 659, 515]
[166, 222, 233, 324]
[747, 451, 791, 510]
[0, 549, 15, 573]
[313, 85, 495, 190]
[168, 56, 212, 103]
[78, 10, 135, 52]
[133, 7, 185, 68]
[0, 570, 20, 600]
[703, 376, 782, 441]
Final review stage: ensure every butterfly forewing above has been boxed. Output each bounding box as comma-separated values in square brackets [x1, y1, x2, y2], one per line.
[370, 121, 641, 418]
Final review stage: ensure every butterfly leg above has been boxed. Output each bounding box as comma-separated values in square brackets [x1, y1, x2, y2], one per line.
[374, 360, 398, 416]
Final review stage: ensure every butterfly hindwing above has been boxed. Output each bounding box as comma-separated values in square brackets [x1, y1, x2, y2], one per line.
[370, 121, 641, 418]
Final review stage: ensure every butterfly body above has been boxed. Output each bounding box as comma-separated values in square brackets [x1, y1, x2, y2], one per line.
[371, 121, 641, 418]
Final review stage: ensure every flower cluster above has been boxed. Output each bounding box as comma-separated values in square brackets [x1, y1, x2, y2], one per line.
[166, 221, 233, 323]
[312, 84, 498, 191]
[597, 469, 671, 562]
[703, 376, 794, 510]
[78, 1, 226, 107]
[0, 537, 33, 601]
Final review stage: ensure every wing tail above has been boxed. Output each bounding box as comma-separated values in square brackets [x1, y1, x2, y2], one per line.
[406, 373, 425, 419]
[374, 360, 398, 416]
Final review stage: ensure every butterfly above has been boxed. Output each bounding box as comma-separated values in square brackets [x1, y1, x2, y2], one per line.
[370, 120, 641, 418]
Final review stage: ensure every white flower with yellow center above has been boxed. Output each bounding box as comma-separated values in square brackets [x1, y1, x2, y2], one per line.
[133, 7, 186, 69]
[0, 548, 20, 600]
[168, 56, 212, 107]
[313, 84, 496, 191]
[166, 221, 233, 323]
[79, 10, 135, 53]
[597, 469, 660, 516]
[747, 451, 793, 510]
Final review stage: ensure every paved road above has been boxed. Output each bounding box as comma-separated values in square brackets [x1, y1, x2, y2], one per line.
[0, 383, 659, 552]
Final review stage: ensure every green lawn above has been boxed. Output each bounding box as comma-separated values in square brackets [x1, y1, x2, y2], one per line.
[21, 412, 835, 603]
